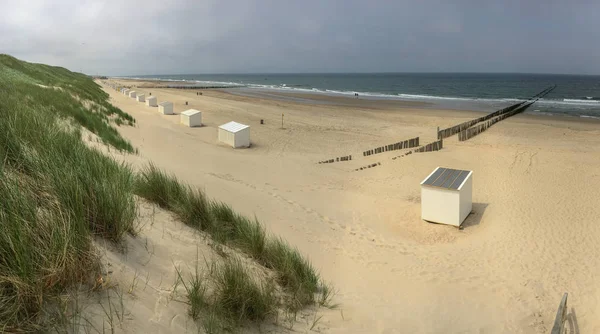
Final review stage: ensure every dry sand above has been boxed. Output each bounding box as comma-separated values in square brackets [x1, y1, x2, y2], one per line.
[94, 79, 600, 333]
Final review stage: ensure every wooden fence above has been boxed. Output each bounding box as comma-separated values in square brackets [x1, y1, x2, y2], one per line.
[319, 136, 419, 164]
[550, 293, 568, 334]
[413, 139, 443, 153]
[363, 137, 420, 156]
[319, 155, 352, 164]
[458, 102, 533, 141]
[457, 85, 556, 141]
[392, 151, 413, 160]
[437, 85, 556, 140]
[356, 138, 443, 171]
[354, 162, 381, 171]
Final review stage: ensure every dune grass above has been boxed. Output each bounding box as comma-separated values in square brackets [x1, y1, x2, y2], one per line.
[0, 54, 137, 331]
[176, 255, 278, 333]
[0, 54, 135, 152]
[0, 168, 97, 332]
[135, 164, 330, 316]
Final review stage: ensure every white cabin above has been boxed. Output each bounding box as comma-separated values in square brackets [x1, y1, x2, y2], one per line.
[218, 121, 250, 148]
[146, 96, 157, 107]
[180, 109, 202, 127]
[158, 101, 173, 115]
[420, 167, 473, 227]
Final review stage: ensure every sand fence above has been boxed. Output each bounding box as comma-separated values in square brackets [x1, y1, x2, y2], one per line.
[318, 136, 420, 164]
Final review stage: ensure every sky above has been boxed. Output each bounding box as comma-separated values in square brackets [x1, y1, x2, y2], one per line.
[1, 0, 599, 76]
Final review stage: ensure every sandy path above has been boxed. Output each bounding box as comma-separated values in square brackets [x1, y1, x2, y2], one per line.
[102, 80, 600, 333]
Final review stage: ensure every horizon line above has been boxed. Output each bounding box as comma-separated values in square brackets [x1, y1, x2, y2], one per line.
[107, 71, 600, 77]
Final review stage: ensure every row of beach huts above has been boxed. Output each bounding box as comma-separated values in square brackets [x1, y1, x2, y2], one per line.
[113, 85, 250, 148]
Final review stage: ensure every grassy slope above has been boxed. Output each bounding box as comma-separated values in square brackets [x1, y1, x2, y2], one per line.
[0, 55, 331, 332]
[0, 54, 138, 331]
[0, 54, 135, 152]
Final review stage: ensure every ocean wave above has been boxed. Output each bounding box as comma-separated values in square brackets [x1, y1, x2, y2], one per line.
[580, 115, 600, 119]
[115, 76, 245, 87]
[533, 99, 600, 107]
[113, 76, 600, 109]
[563, 99, 600, 104]
[396, 93, 523, 103]
[192, 80, 243, 87]
[250, 85, 600, 108]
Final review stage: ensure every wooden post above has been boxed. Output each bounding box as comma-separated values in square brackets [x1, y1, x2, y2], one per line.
[550, 293, 568, 334]
[281, 113, 284, 129]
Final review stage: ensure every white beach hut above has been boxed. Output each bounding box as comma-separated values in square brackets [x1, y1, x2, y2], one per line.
[146, 96, 157, 107]
[420, 167, 472, 227]
[123, 89, 129, 95]
[158, 101, 173, 115]
[136, 94, 145, 102]
[180, 109, 202, 127]
[218, 121, 250, 148]
[129, 91, 137, 98]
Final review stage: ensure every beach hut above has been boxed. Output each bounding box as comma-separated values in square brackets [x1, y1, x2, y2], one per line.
[136, 94, 145, 102]
[158, 101, 173, 115]
[420, 167, 472, 227]
[146, 96, 157, 107]
[218, 121, 250, 148]
[180, 109, 202, 127]
[123, 89, 129, 95]
[129, 91, 137, 98]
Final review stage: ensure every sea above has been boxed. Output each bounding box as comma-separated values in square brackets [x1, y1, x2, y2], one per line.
[126, 73, 600, 119]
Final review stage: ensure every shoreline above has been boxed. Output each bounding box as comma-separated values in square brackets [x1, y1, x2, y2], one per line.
[112, 77, 600, 125]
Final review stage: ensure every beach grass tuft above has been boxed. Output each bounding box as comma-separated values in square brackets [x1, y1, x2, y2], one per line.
[134, 163, 329, 315]
[176, 256, 278, 332]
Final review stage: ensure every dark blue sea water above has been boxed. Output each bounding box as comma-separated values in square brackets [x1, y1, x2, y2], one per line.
[127, 73, 600, 119]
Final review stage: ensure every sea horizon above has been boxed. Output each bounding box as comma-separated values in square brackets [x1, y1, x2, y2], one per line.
[118, 71, 600, 77]
[116, 72, 600, 119]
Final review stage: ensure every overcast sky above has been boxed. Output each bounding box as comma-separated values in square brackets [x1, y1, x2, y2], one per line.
[1, 0, 599, 75]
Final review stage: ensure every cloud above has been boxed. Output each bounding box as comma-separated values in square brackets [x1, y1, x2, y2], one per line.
[0, 0, 599, 75]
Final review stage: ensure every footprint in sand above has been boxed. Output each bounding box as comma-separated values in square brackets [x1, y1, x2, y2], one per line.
[207, 172, 389, 241]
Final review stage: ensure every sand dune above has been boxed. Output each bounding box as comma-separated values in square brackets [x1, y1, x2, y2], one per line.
[100, 79, 600, 333]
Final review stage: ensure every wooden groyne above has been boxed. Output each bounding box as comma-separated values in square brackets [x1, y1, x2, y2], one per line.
[354, 162, 381, 171]
[458, 103, 531, 141]
[457, 86, 556, 141]
[363, 137, 419, 156]
[319, 155, 352, 164]
[392, 151, 413, 160]
[414, 139, 443, 153]
[437, 85, 556, 140]
[356, 138, 444, 171]
[318, 136, 419, 164]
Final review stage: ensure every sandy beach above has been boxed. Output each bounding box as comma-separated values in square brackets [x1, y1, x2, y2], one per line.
[100, 79, 600, 333]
